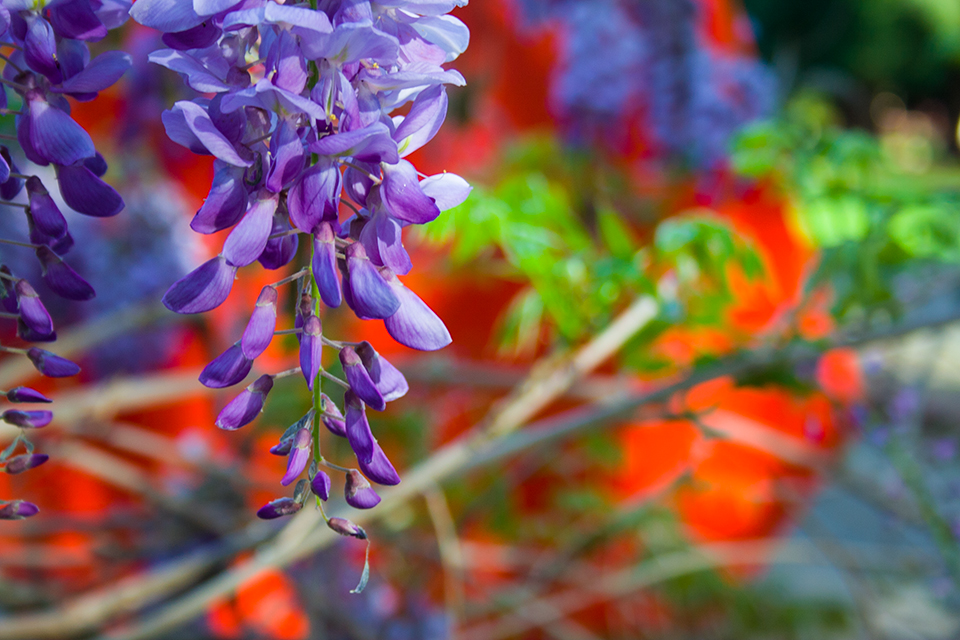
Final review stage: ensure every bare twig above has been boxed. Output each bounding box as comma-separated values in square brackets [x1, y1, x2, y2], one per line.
[424, 486, 466, 634]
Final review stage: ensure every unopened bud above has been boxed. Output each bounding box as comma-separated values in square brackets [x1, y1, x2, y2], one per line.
[327, 516, 366, 539]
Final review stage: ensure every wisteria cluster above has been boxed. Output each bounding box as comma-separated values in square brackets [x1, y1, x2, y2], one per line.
[0, 0, 130, 518]
[517, 0, 776, 168]
[130, 0, 470, 539]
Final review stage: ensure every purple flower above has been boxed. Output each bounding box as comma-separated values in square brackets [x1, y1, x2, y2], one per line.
[14, 279, 54, 338]
[257, 497, 302, 520]
[199, 343, 252, 389]
[359, 442, 401, 486]
[24, 91, 96, 166]
[327, 516, 367, 539]
[287, 160, 341, 233]
[27, 347, 80, 378]
[241, 286, 278, 360]
[343, 242, 400, 320]
[2, 409, 53, 429]
[344, 469, 381, 509]
[0, 500, 40, 520]
[341, 345, 385, 411]
[26, 177, 68, 241]
[4, 453, 48, 475]
[356, 341, 408, 402]
[312, 221, 342, 308]
[345, 391, 375, 464]
[191, 164, 247, 234]
[265, 120, 305, 193]
[382, 271, 451, 351]
[5, 387, 53, 403]
[36, 247, 95, 301]
[163, 255, 237, 314]
[222, 194, 279, 268]
[216, 374, 273, 430]
[320, 394, 346, 437]
[55, 162, 124, 218]
[380, 160, 440, 224]
[299, 315, 323, 390]
[280, 428, 311, 486]
[311, 470, 331, 501]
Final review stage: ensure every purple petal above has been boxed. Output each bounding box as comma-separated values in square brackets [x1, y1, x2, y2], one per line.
[176, 100, 252, 167]
[129, 0, 203, 33]
[4, 453, 48, 475]
[341, 346, 385, 411]
[162, 255, 236, 314]
[300, 20, 399, 65]
[54, 163, 124, 218]
[27, 347, 80, 378]
[0, 500, 40, 520]
[15, 280, 53, 338]
[26, 177, 67, 240]
[6, 387, 53, 403]
[27, 95, 96, 166]
[299, 315, 323, 390]
[194, 0, 243, 15]
[191, 164, 247, 234]
[345, 391, 375, 464]
[215, 374, 273, 430]
[280, 428, 311, 486]
[343, 162, 375, 207]
[199, 343, 252, 389]
[311, 470, 331, 501]
[327, 516, 366, 538]
[150, 49, 233, 94]
[258, 211, 299, 270]
[287, 159, 341, 233]
[2, 409, 53, 428]
[312, 222, 342, 308]
[0, 147, 22, 199]
[394, 84, 447, 157]
[383, 273, 451, 351]
[17, 318, 56, 343]
[344, 469, 381, 509]
[374, 213, 412, 275]
[257, 497, 302, 519]
[359, 442, 401, 486]
[35, 247, 95, 301]
[356, 341, 408, 402]
[209, 94, 246, 145]
[49, 0, 107, 41]
[83, 153, 108, 178]
[222, 194, 277, 267]
[55, 51, 131, 95]
[309, 122, 399, 164]
[380, 160, 440, 224]
[17, 113, 48, 166]
[265, 120, 305, 193]
[320, 394, 346, 437]
[24, 16, 61, 83]
[344, 242, 400, 320]
[241, 286, 277, 359]
[162, 21, 222, 50]
[420, 172, 472, 211]
[266, 30, 308, 95]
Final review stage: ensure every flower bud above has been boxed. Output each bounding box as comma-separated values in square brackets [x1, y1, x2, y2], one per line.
[340, 346, 385, 411]
[240, 286, 278, 359]
[14, 279, 54, 338]
[280, 428, 311, 486]
[163, 255, 237, 314]
[256, 497, 302, 520]
[215, 374, 273, 430]
[344, 469, 381, 509]
[5, 387, 52, 403]
[0, 500, 39, 520]
[356, 341, 408, 402]
[311, 221, 341, 307]
[26, 176, 67, 241]
[311, 469, 331, 501]
[327, 516, 366, 539]
[320, 394, 346, 437]
[345, 391, 374, 464]
[359, 442, 401, 486]
[27, 347, 80, 377]
[343, 242, 400, 320]
[2, 410, 53, 429]
[4, 453, 48, 475]
[299, 315, 323, 390]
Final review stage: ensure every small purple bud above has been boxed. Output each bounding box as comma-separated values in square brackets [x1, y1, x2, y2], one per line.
[215, 374, 273, 430]
[14, 280, 54, 338]
[35, 247, 95, 301]
[320, 394, 346, 437]
[312, 222, 341, 308]
[341, 346, 385, 411]
[4, 453, 48, 475]
[257, 497, 302, 520]
[295, 288, 313, 333]
[27, 347, 80, 378]
[163, 255, 237, 314]
[344, 242, 400, 320]
[199, 343, 252, 389]
[26, 177, 67, 241]
[241, 286, 278, 360]
[327, 516, 367, 539]
[0, 500, 39, 520]
[5, 387, 52, 403]
[299, 315, 323, 390]
[311, 470, 331, 501]
[359, 442, 401, 486]
[344, 469, 381, 509]
[280, 428, 311, 486]
[345, 391, 375, 465]
[356, 341, 408, 402]
[0, 147, 24, 200]
[2, 409, 53, 429]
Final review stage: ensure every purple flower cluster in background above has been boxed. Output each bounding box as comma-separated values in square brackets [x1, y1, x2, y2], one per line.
[130, 0, 471, 537]
[517, 0, 776, 169]
[0, 0, 131, 519]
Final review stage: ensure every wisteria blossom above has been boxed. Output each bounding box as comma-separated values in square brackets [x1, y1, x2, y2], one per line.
[0, 0, 131, 518]
[131, 0, 471, 544]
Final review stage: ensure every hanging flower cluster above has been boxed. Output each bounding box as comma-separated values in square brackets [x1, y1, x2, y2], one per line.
[130, 0, 470, 538]
[0, 0, 131, 519]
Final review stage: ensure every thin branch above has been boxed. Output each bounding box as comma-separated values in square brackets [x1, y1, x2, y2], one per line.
[424, 486, 466, 634]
